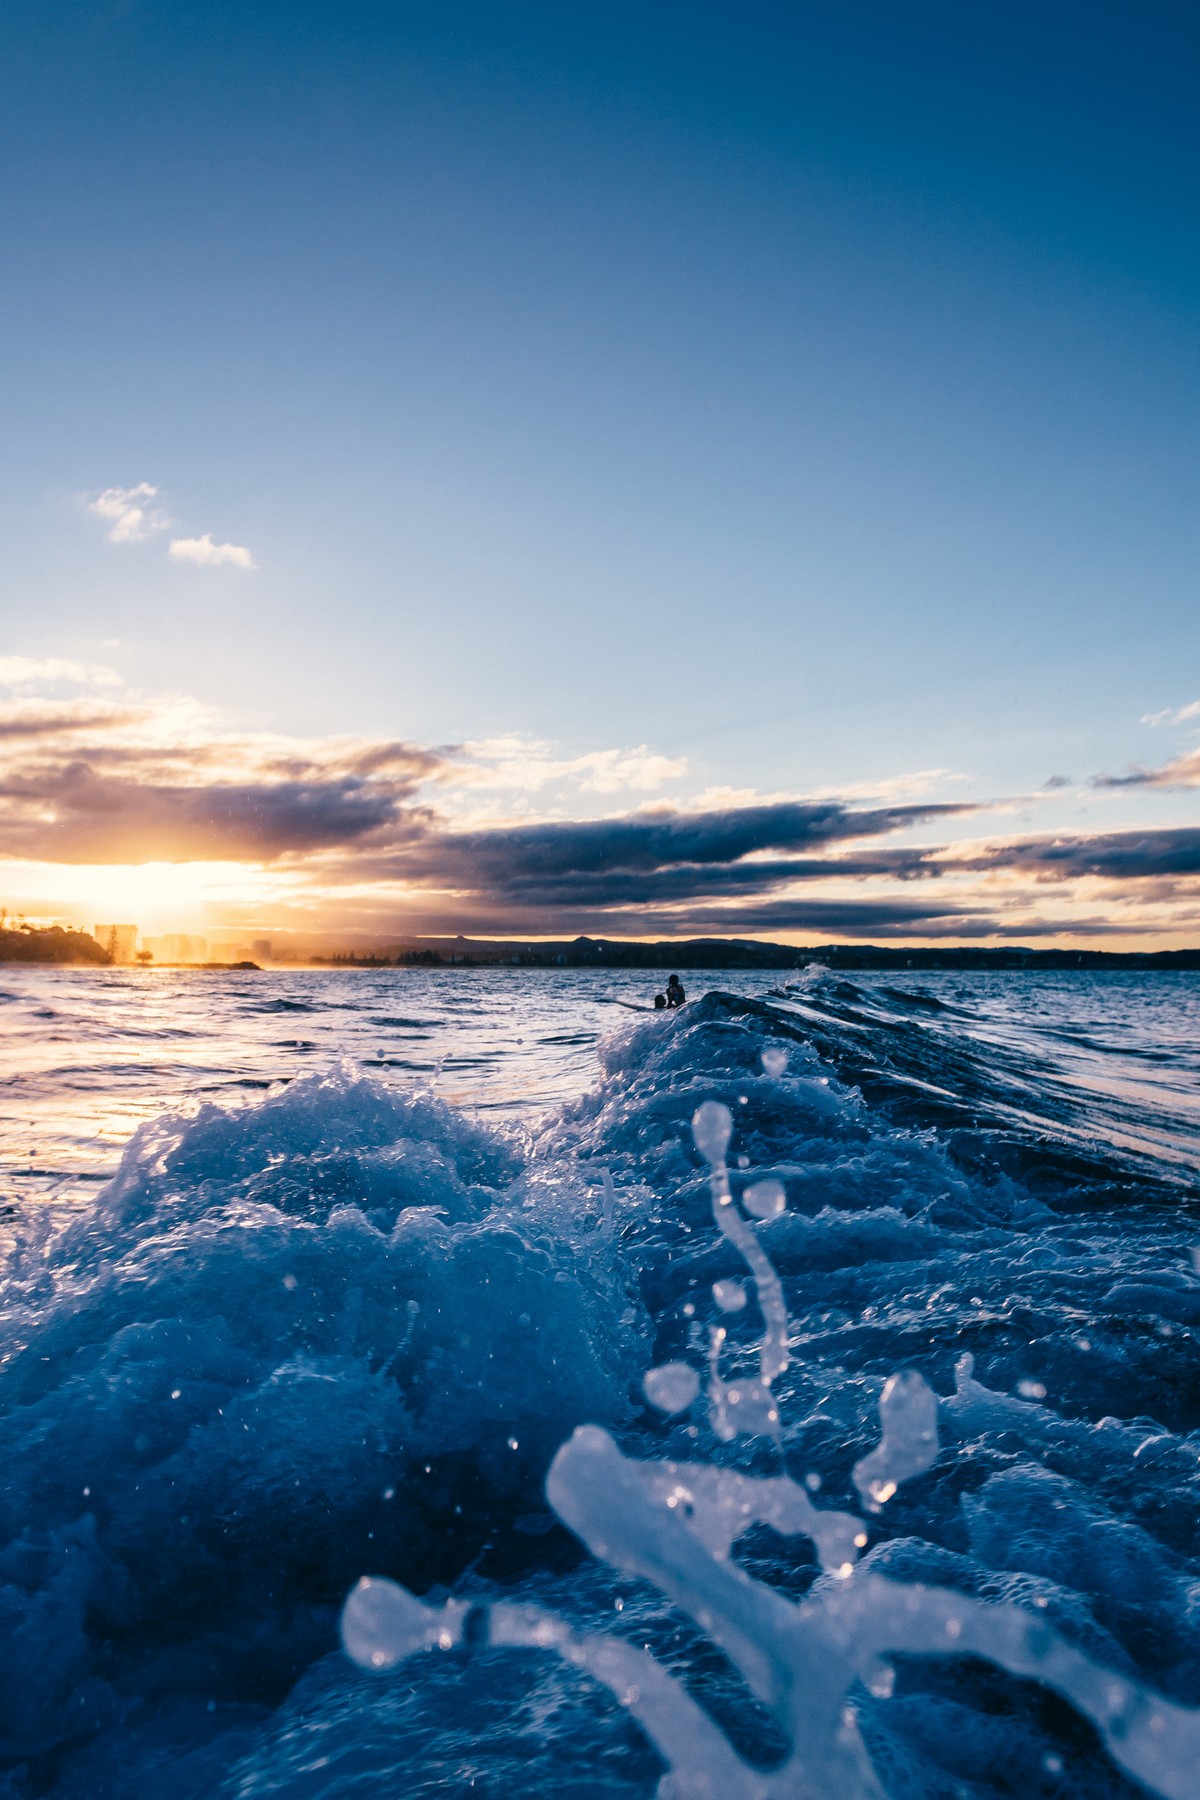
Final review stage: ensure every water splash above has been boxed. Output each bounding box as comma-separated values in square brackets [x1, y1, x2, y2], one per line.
[600, 1164, 617, 1237]
[693, 1100, 788, 1395]
[850, 1370, 939, 1511]
[341, 1087, 1200, 1799]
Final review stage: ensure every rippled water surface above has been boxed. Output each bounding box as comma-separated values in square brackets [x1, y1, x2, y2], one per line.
[0, 965, 1199, 1799]
[0, 966, 783, 1209]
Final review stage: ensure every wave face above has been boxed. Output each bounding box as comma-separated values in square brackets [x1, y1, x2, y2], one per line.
[1, 972, 1199, 1797]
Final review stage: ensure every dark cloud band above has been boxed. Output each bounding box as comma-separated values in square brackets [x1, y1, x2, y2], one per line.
[1, 699, 1198, 940]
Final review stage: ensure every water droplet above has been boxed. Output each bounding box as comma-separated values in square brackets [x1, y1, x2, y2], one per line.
[643, 1362, 700, 1414]
[691, 1101, 732, 1165]
[852, 1369, 940, 1510]
[712, 1279, 747, 1312]
[743, 1178, 785, 1219]
[761, 1047, 788, 1077]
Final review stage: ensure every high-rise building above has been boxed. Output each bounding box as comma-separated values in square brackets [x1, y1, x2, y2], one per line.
[140, 934, 208, 964]
[250, 938, 273, 963]
[94, 924, 138, 964]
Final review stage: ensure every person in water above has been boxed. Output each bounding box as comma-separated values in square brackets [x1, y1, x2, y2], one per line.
[666, 974, 686, 1008]
[653, 992, 667, 1010]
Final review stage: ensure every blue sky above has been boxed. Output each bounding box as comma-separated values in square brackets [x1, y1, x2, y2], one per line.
[2, 2, 1198, 944]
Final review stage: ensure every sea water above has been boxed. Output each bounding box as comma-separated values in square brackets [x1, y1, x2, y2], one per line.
[1, 966, 1199, 1797]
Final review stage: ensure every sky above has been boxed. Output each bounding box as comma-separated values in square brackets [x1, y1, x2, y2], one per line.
[1, 0, 1198, 949]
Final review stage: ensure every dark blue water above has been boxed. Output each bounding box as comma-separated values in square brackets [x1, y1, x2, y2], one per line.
[1, 968, 1198, 1798]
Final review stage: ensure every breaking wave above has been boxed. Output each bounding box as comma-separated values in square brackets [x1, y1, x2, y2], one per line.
[1, 974, 1199, 1797]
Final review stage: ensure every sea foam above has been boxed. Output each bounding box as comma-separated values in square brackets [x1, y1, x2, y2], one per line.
[343, 1080, 1200, 1798]
[0, 979, 1198, 1796]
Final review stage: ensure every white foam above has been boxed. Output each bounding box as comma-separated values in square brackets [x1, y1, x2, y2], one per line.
[343, 1069, 1200, 1800]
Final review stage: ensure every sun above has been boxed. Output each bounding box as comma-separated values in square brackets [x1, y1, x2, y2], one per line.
[0, 859, 292, 936]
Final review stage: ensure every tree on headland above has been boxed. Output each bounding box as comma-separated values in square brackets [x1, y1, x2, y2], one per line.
[0, 924, 111, 964]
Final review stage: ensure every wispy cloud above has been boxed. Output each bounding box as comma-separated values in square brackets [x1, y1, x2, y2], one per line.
[168, 533, 256, 570]
[0, 657, 122, 690]
[1092, 749, 1200, 790]
[1141, 700, 1200, 727]
[88, 483, 169, 543]
[805, 767, 970, 803]
[451, 734, 686, 797]
[0, 701, 139, 742]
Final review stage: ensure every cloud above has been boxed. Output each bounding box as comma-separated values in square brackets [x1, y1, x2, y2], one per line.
[0, 657, 122, 690]
[1142, 701, 1200, 727]
[380, 801, 971, 911]
[1, 679, 1198, 944]
[572, 899, 1081, 940]
[1092, 749, 1200, 789]
[0, 689, 444, 863]
[86, 483, 257, 568]
[168, 533, 256, 570]
[956, 827, 1200, 882]
[88, 484, 168, 543]
[451, 735, 686, 795]
[0, 702, 139, 741]
[0, 767, 419, 863]
[434, 799, 972, 879]
[440, 896, 980, 939]
[805, 768, 970, 803]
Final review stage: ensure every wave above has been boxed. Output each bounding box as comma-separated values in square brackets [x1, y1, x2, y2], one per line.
[0, 978, 1197, 1796]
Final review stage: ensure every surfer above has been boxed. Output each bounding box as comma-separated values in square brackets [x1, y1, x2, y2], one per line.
[654, 993, 667, 1009]
[666, 974, 686, 1008]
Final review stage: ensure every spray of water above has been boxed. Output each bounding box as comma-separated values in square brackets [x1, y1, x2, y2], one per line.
[341, 1083, 1200, 1799]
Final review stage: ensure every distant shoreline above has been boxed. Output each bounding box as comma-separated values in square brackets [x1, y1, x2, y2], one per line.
[309, 937, 1200, 972]
[5, 924, 1199, 971]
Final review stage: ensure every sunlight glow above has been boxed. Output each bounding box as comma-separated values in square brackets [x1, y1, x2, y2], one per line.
[0, 859, 294, 935]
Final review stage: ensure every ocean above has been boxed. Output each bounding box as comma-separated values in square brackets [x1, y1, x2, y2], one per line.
[1, 965, 1199, 1798]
